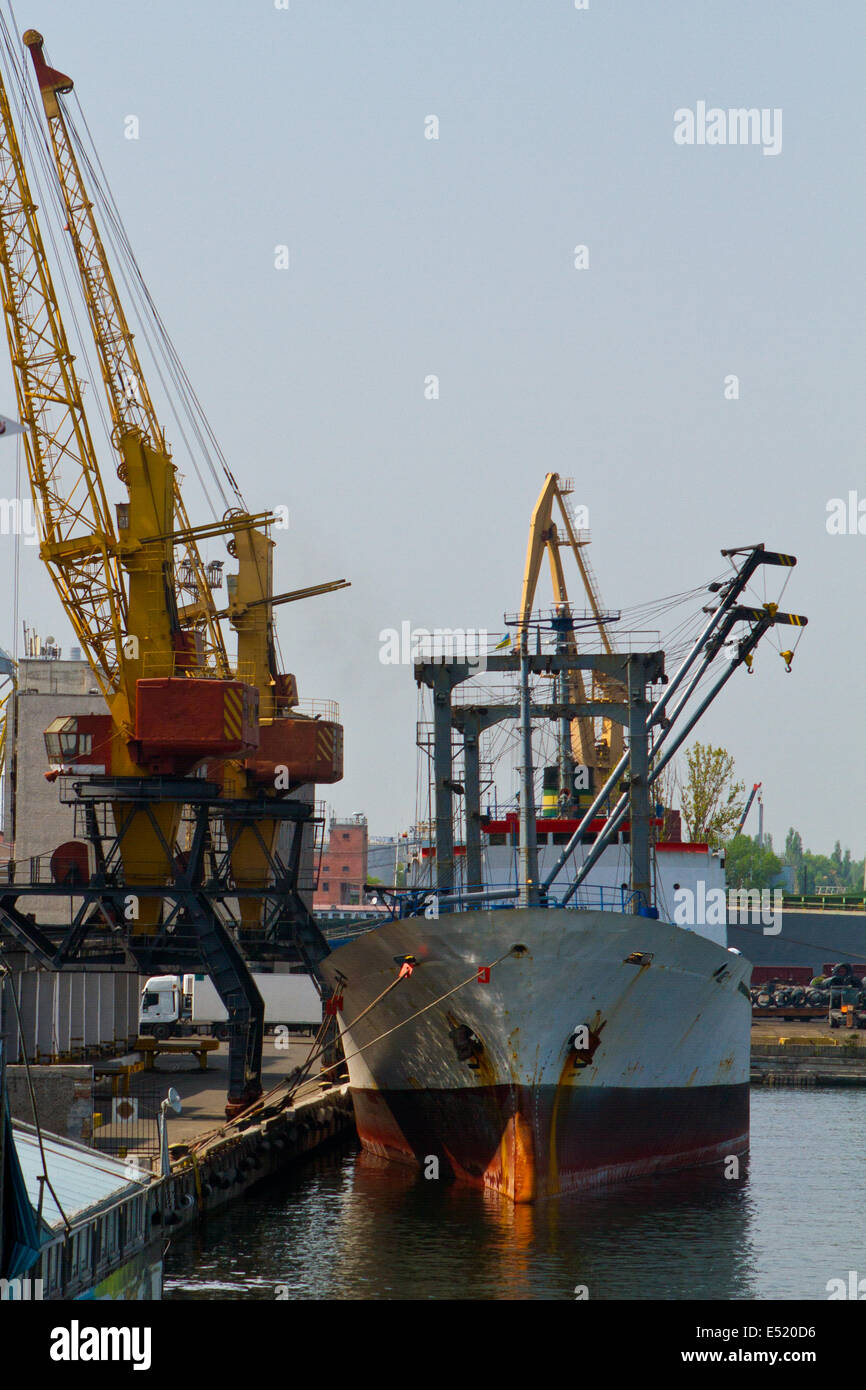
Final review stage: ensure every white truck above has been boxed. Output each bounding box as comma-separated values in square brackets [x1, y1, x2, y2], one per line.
[138, 971, 321, 1040]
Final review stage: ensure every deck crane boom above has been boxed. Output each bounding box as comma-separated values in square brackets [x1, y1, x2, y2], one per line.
[518, 473, 624, 804]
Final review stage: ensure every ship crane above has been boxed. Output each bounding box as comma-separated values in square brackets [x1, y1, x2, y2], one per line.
[544, 549, 808, 906]
[416, 543, 806, 916]
[518, 472, 624, 806]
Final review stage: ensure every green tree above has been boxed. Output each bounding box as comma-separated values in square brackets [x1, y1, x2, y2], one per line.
[847, 853, 865, 891]
[725, 835, 783, 890]
[801, 850, 845, 893]
[782, 829, 864, 895]
[680, 743, 745, 849]
[785, 828, 803, 861]
[784, 827, 804, 890]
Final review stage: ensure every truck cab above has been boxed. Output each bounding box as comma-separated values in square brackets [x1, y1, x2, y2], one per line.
[139, 975, 181, 1039]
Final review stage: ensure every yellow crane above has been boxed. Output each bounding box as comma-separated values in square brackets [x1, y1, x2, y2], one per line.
[23, 31, 229, 678]
[21, 31, 348, 958]
[22, 32, 348, 948]
[0, 41, 257, 931]
[518, 473, 624, 803]
[219, 524, 347, 938]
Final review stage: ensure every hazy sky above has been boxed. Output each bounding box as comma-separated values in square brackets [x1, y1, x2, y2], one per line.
[0, 0, 860, 856]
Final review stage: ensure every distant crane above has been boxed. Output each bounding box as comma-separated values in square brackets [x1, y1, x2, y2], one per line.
[517, 473, 623, 805]
[736, 781, 763, 844]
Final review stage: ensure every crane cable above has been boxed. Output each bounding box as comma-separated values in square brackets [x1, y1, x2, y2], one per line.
[0, 9, 119, 465]
[66, 92, 247, 512]
[3, 3, 247, 527]
[0, 954, 72, 1233]
[67, 101, 243, 517]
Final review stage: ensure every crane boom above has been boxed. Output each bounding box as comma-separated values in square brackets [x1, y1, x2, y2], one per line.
[736, 781, 762, 836]
[0, 52, 128, 703]
[518, 473, 595, 770]
[23, 30, 229, 677]
[518, 472, 624, 785]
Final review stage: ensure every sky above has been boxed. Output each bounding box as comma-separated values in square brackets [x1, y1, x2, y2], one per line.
[0, 0, 860, 856]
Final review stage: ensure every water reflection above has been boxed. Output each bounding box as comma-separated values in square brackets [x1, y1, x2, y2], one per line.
[164, 1091, 866, 1301]
[165, 1138, 756, 1300]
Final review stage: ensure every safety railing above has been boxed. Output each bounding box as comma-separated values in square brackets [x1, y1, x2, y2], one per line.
[395, 883, 653, 917]
[136, 652, 256, 682]
[782, 893, 866, 913]
[294, 698, 340, 723]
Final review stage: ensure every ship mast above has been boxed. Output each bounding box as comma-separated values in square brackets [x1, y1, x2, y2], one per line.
[517, 623, 540, 907]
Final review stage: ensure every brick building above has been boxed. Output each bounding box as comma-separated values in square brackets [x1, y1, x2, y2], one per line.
[314, 814, 368, 909]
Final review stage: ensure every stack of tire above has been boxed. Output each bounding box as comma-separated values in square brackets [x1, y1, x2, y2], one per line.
[750, 964, 866, 1019]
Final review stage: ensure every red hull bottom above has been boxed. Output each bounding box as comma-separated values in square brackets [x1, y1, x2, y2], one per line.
[351, 1082, 750, 1202]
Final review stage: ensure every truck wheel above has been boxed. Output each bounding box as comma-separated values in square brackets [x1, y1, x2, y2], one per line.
[153, 1024, 171, 1041]
[213, 1024, 228, 1042]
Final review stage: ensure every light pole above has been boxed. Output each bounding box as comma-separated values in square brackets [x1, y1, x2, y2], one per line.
[158, 1087, 182, 1177]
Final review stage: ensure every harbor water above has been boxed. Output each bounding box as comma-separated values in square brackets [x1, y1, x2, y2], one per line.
[164, 1088, 866, 1300]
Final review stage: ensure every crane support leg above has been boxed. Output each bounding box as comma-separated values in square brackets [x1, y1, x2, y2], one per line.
[175, 802, 264, 1117]
[0, 781, 333, 1118]
[186, 892, 265, 1118]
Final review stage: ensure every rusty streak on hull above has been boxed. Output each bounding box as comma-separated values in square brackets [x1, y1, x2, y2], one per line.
[352, 1082, 749, 1202]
